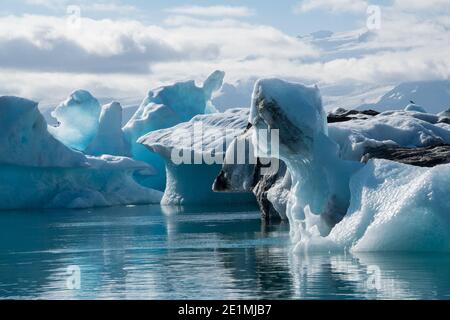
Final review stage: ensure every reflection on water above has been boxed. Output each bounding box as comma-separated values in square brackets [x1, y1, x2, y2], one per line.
[0, 205, 449, 300]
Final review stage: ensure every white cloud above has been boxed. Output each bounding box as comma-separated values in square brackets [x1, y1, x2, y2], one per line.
[25, 0, 62, 9]
[0, 13, 316, 105]
[25, 0, 138, 14]
[394, 0, 450, 10]
[2, 3, 450, 109]
[82, 3, 138, 14]
[165, 5, 255, 17]
[294, 0, 368, 14]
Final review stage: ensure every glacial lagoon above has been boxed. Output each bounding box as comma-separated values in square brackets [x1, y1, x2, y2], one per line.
[1, 205, 449, 300]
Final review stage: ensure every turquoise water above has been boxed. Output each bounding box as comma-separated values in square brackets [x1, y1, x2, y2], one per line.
[0, 205, 449, 300]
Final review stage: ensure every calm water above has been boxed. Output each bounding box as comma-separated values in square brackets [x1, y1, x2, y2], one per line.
[0, 205, 449, 300]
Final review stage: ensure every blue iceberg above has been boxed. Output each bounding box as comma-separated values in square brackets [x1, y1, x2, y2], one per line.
[123, 70, 225, 190]
[139, 109, 255, 205]
[247, 78, 450, 252]
[0, 96, 162, 210]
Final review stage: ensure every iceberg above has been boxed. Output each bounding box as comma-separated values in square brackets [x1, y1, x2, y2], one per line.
[0, 96, 87, 168]
[123, 70, 225, 190]
[329, 110, 450, 161]
[139, 109, 255, 205]
[248, 79, 362, 241]
[49, 90, 101, 152]
[86, 102, 131, 157]
[0, 96, 162, 210]
[323, 160, 450, 252]
[213, 130, 291, 221]
[246, 78, 450, 252]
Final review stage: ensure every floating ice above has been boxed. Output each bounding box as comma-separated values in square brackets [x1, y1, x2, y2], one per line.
[86, 102, 131, 157]
[49, 90, 101, 151]
[213, 129, 291, 221]
[139, 109, 255, 205]
[329, 110, 450, 161]
[438, 109, 450, 118]
[323, 160, 450, 252]
[123, 70, 225, 190]
[248, 78, 450, 252]
[0, 96, 162, 210]
[0, 96, 87, 168]
[248, 79, 362, 242]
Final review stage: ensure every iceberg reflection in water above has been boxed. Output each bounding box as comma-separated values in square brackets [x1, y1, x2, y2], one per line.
[0, 205, 449, 300]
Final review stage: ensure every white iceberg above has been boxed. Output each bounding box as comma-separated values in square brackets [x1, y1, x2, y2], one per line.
[329, 110, 450, 161]
[86, 102, 131, 157]
[320, 160, 450, 252]
[123, 70, 225, 190]
[247, 78, 450, 252]
[0, 96, 162, 210]
[139, 109, 255, 205]
[0, 96, 87, 168]
[249, 79, 362, 240]
[213, 130, 291, 221]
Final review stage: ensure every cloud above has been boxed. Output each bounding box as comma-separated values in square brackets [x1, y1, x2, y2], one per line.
[165, 5, 255, 17]
[82, 3, 138, 14]
[0, 13, 316, 105]
[25, 0, 60, 8]
[0, 14, 225, 74]
[293, 0, 368, 14]
[394, 0, 450, 10]
[25, 0, 138, 14]
[2, 3, 450, 110]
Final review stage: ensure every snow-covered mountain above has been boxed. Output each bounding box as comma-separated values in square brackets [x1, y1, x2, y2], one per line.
[358, 80, 450, 114]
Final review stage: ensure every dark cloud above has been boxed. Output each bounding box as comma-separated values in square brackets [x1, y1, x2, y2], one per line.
[0, 35, 219, 74]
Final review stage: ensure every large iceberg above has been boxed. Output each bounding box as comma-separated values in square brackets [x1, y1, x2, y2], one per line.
[123, 70, 225, 190]
[0, 96, 87, 168]
[327, 160, 450, 252]
[0, 96, 162, 210]
[248, 79, 362, 240]
[138, 109, 255, 205]
[246, 78, 450, 252]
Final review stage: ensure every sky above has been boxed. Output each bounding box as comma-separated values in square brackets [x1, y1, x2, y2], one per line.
[1, 0, 450, 108]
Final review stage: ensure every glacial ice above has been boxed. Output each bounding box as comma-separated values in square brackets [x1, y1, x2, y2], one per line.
[49, 90, 102, 152]
[123, 70, 225, 190]
[247, 78, 450, 252]
[0, 96, 87, 168]
[320, 160, 450, 252]
[139, 109, 255, 205]
[3, 72, 450, 252]
[329, 110, 450, 161]
[249, 79, 362, 240]
[86, 102, 131, 157]
[213, 129, 291, 221]
[0, 96, 162, 210]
